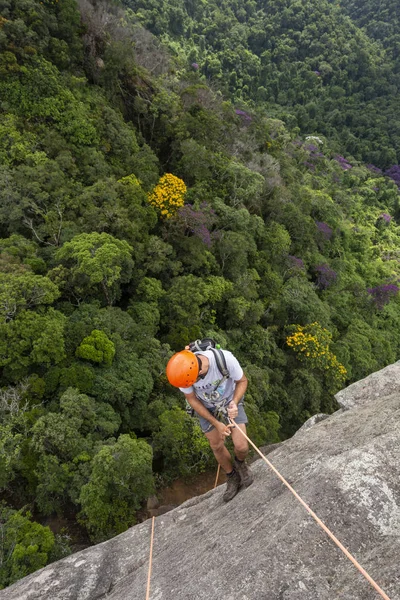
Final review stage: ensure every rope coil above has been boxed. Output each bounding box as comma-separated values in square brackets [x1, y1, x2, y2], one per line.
[230, 418, 391, 600]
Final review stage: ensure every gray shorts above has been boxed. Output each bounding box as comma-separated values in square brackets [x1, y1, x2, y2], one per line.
[197, 399, 248, 434]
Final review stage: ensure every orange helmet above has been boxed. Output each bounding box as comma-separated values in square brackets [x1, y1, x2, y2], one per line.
[166, 350, 199, 387]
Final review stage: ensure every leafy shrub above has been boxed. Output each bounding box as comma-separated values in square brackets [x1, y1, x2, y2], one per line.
[0, 505, 70, 590]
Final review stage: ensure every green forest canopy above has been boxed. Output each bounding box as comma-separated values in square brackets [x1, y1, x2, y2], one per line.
[1, 0, 400, 587]
[125, 0, 400, 167]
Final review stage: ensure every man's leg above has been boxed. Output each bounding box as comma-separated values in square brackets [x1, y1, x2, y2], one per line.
[230, 423, 249, 461]
[231, 423, 254, 488]
[205, 427, 241, 502]
[205, 428, 233, 472]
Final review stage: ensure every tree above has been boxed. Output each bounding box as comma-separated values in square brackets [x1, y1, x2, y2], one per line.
[0, 309, 66, 382]
[55, 232, 134, 305]
[275, 277, 331, 326]
[162, 274, 233, 346]
[74, 177, 157, 246]
[0, 424, 23, 491]
[92, 351, 154, 428]
[79, 435, 154, 541]
[214, 231, 255, 280]
[33, 388, 120, 456]
[32, 388, 121, 514]
[153, 407, 214, 479]
[0, 272, 60, 322]
[75, 329, 115, 366]
[147, 173, 187, 219]
[286, 322, 347, 393]
[0, 505, 69, 590]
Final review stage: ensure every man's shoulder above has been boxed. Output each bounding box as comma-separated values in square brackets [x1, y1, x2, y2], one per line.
[220, 349, 239, 362]
[210, 348, 236, 364]
[216, 350, 243, 374]
[196, 348, 241, 370]
[220, 350, 243, 378]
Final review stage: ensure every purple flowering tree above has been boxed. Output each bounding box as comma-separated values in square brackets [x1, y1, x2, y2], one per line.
[335, 155, 352, 171]
[315, 221, 333, 240]
[235, 109, 252, 123]
[385, 165, 400, 189]
[176, 203, 217, 248]
[314, 264, 337, 290]
[302, 142, 325, 171]
[367, 284, 399, 309]
[288, 255, 305, 270]
[379, 213, 392, 224]
[366, 164, 382, 175]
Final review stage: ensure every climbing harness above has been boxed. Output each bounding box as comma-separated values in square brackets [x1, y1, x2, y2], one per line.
[229, 418, 392, 600]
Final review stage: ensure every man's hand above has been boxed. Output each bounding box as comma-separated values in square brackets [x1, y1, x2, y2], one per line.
[215, 421, 234, 437]
[227, 401, 238, 419]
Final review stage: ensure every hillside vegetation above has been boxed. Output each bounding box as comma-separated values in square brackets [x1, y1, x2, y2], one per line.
[125, 0, 400, 167]
[338, 0, 400, 61]
[1, 0, 400, 587]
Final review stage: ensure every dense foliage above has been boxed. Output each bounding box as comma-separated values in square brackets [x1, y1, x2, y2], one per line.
[125, 0, 400, 167]
[1, 0, 400, 586]
[0, 503, 70, 589]
[338, 0, 400, 63]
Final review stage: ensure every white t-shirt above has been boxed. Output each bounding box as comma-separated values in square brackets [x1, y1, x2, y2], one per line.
[179, 350, 243, 410]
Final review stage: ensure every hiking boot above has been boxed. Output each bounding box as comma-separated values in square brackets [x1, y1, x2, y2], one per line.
[223, 470, 241, 502]
[234, 457, 254, 488]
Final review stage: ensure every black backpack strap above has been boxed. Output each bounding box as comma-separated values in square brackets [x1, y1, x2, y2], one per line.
[209, 348, 229, 379]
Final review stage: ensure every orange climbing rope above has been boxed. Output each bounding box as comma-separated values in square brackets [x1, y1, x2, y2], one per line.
[145, 517, 155, 600]
[229, 418, 392, 600]
[213, 464, 221, 489]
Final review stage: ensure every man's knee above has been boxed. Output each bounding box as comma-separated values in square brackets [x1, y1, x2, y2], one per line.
[209, 438, 225, 453]
[206, 432, 225, 453]
[234, 438, 248, 455]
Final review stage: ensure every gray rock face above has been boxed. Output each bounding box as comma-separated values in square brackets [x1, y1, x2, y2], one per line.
[335, 359, 400, 410]
[293, 412, 330, 434]
[2, 366, 400, 600]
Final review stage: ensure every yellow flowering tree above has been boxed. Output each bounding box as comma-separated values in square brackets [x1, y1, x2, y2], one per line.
[147, 173, 186, 219]
[286, 322, 347, 392]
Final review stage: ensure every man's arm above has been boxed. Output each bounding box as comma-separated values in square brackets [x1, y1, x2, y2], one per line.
[184, 391, 233, 436]
[227, 373, 248, 419]
[231, 373, 248, 405]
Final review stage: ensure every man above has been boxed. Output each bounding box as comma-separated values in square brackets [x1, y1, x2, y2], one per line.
[166, 347, 254, 502]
